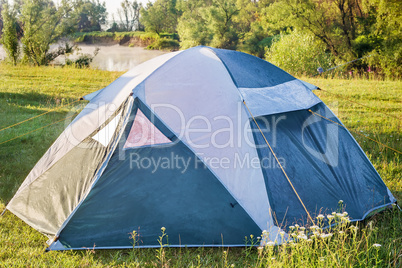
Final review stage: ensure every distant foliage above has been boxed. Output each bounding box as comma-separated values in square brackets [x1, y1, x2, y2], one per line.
[0, 0, 400, 77]
[140, 0, 179, 35]
[177, 0, 241, 50]
[20, 0, 76, 65]
[176, 0, 210, 49]
[146, 37, 179, 50]
[73, 0, 108, 32]
[117, 0, 142, 31]
[364, 0, 402, 78]
[0, 3, 20, 65]
[65, 47, 99, 68]
[266, 30, 333, 76]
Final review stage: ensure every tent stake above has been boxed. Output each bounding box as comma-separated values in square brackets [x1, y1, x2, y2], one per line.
[1, 208, 6, 217]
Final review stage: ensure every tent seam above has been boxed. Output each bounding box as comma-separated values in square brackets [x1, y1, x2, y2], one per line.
[136, 98, 273, 233]
[51, 97, 134, 243]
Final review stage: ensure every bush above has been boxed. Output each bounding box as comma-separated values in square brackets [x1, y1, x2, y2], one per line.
[266, 30, 334, 76]
[147, 37, 179, 51]
[65, 47, 99, 68]
[73, 31, 114, 43]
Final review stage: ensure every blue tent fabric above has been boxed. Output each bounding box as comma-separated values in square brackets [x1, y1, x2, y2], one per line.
[210, 47, 295, 88]
[54, 100, 262, 249]
[250, 102, 393, 228]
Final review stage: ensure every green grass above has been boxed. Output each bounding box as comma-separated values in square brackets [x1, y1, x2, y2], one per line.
[0, 65, 401, 267]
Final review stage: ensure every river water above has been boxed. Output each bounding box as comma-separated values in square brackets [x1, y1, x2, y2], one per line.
[0, 44, 167, 71]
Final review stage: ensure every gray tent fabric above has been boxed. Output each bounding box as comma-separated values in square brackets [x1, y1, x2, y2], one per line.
[7, 46, 396, 250]
[7, 99, 132, 237]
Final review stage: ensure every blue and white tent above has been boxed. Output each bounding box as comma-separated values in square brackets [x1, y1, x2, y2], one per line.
[7, 46, 396, 250]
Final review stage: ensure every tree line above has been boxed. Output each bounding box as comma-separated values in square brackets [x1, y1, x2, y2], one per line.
[1, 0, 401, 78]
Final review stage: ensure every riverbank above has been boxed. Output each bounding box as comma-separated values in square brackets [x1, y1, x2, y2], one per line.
[0, 44, 167, 71]
[72, 31, 180, 51]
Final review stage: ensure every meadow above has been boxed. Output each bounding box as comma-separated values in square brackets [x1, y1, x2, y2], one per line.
[0, 64, 400, 267]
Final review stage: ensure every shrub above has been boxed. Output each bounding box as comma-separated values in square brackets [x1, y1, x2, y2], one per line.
[147, 37, 179, 51]
[266, 30, 334, 76]
[65, 47, 99, 68]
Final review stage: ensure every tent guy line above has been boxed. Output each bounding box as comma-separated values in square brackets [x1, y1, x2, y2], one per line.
[0, 99, 82, 133]
[308, 109, 402, 155]
[243, 100, 315, 225]
[0, 114, 78, 146]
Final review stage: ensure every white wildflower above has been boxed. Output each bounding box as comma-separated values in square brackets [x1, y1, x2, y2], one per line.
[297, 234, 308, 240]
[373, 243, 381, 248]
[161, 227, 166, 232]
[300, 227, 306, 231]
[295, 224, 300, 228]
[327, 215, 334, 220]
[317, 214, 324, 219]
[279, 231, 286, 236]
[257, 237, 261, 240]
[266, 241, 275, 246]
[320, 233, 333, 239]
[310, 225, 319, 230]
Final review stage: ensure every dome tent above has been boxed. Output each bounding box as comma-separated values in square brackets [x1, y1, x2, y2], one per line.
[6, 46, 395, 250]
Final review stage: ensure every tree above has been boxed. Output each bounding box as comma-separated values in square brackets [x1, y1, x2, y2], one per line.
[177, 0, 240, 49]
[0, 0, 6, 37]
[73, 0, 107, 32]
[140, 0, 179, 35]
[365, 0, 402, 78]
[1, 3, 20, 64]
[207, 0, 240, 48]
[118, 0, 142, 31]
[269, 0, 369, 62]
[20, 0, 76, 65]
[176, 0, 211, 48]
